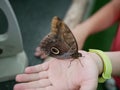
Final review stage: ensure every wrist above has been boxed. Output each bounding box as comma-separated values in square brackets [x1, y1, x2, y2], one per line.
[89, 49, 112, 83]
[89, 52, 103, 76]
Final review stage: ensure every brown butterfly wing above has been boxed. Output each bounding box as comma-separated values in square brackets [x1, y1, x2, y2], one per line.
[52, 16, 82, 58]
[40, 16, 81, 59]
[39, 17, 70, 58]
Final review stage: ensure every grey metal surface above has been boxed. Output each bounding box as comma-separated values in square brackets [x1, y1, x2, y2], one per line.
[0, 0, 23, 57]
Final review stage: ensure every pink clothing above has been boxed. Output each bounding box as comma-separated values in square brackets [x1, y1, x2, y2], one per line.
[111, 23, 120, 51]
[111, 23, 120, 89]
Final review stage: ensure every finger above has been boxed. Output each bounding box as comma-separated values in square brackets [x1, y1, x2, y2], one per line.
[24, 86, 55, 90]
[34, 47, 48, 59]
[34, 47, 41, 57]
[14, 79, 52, 90]
[16, 71, 48, 82]
[80, 79, 98, 90]
[40, 53, 48, 59]
[25, 62, 49, 73]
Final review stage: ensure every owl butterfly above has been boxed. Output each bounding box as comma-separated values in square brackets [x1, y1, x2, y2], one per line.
[40, 16, 82, 65]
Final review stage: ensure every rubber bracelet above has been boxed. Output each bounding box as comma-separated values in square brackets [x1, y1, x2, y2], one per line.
[89, 49, 112, 83]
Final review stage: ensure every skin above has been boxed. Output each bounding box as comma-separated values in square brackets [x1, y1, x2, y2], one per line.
[14, 51, 101, 90]
[14, 0, 120, 90]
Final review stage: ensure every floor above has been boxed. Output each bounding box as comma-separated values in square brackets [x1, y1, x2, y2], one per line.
[0, 0, 117, 90]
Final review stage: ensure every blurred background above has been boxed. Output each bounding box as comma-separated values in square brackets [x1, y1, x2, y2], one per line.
[0, 0, 118, 90]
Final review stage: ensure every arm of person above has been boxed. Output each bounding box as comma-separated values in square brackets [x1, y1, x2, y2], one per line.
[73, 0, 120, 49]
[106, 51, 120, 76]
[90, 51, 120, 77]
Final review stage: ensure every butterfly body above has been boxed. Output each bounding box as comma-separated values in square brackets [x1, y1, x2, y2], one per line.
[40, 16, 82, 60]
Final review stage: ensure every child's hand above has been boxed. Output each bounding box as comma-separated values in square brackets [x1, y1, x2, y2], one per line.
[14, 51, 101, 90]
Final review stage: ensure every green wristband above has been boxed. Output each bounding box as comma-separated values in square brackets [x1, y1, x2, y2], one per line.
[89, 49, 112, 83]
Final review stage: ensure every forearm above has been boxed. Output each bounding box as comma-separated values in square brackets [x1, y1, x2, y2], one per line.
[106, 51, 120, 76]
[81, 0, 120, 35]
[73, 0, 120, 49]
[79, 0, 120, 34]
[90, 51, 120, 77]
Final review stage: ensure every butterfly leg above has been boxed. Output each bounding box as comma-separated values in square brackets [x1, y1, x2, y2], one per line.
[68, 59, 84, 68]
[78, 59, 84, 67]
[68, 59, 74, 68]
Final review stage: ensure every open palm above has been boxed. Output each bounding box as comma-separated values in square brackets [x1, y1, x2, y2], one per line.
[14, 51, 99, 90]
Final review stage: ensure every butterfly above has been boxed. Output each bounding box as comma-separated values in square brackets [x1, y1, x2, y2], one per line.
[40, 16, 82, 60]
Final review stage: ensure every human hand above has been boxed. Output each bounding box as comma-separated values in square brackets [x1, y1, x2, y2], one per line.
[14, 51, 101, 90]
